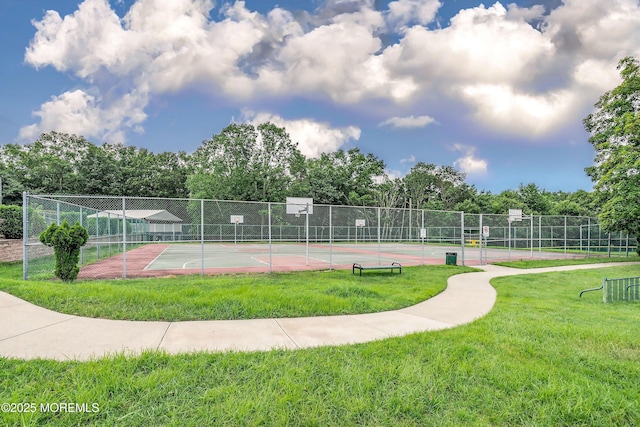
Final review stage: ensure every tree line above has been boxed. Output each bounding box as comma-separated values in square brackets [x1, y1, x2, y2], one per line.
[0, 125, 596, 218]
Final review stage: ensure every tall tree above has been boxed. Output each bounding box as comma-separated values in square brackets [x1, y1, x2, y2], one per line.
[517, 183, 552, 215]
[403, 163, 471, 210]
[0, 144, 25, 204]
[584, 56, 640, 237]
[292, 148, 385, 206]
[188, 123, 302, 202]
[10, 132, 91, 194]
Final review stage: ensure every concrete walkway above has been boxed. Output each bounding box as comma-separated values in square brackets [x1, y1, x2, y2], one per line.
[0, 263, 634, 361]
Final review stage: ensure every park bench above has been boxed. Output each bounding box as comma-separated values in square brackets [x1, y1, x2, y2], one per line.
[352, 262, 402, 276]
[579, 276, 640, 302]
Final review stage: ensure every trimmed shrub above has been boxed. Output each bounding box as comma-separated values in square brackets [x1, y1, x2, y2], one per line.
[39, 221, 89, 282]
[0, 205, 22, 239]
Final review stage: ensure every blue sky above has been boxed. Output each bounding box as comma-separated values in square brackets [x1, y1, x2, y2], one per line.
[1, 0, 638, 193]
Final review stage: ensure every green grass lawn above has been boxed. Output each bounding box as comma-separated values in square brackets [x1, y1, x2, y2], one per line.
[495, 255, 639, 269]
[0, 264, 476, 321]
[1, 263, 640, 426]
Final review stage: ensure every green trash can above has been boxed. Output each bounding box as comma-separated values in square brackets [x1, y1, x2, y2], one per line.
[445, 252, 457, 266]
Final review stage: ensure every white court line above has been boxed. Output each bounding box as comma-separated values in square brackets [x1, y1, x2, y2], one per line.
[251, 256, 270, 266]
[143, 245, 173, 271]
[181, 258, 225, 269]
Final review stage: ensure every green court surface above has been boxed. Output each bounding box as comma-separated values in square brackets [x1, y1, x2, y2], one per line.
[143, 242, 573, 271]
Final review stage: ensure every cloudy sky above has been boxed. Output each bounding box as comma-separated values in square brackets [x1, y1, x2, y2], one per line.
[1, 0, 639, 193]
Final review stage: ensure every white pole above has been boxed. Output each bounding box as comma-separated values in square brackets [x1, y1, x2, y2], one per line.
[587, 217, 591, 257]
[123, 197, 127, 279]
[108, 212, 111, 255]
[329, 205, 333, 270]
[409, 198, 412, 242]
[626, 233, 629, 257]
[461, 211, 465, 266]
[564, 216, 567, 258]
[539, 216, 542, 255]
[305, 203, 309, 266]
[95, 208, 100, 260]
[421, 209, 425, 265]
[530, 215, 534, 258]
[479, 213, 483, 265]
[377, 207, 381, 266]
[80, 207, 84, 265]
[201, 199, 204, 275]
[268, 203, 272, 273]
[22, 192, 27, 280]
[508, 220, 511, 260]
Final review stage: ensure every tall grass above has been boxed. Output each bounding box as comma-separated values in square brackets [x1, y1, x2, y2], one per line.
[1, 265, 639, 425]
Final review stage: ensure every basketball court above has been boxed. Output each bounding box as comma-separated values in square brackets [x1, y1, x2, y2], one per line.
[78, 241, 578, 279]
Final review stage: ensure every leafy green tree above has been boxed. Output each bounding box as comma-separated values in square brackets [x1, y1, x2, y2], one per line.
[0, 205, 22, 238]
[375, 177, 405, 209]
[17, 132, 92, 194]
[490, 190, 527, 214]
[551, 200, 587, 217]
[108, 145, 190, 197]
[74, 142, 120, 195]
[291, 148, 385, 206]
[39, 220, 89, 282]
[0, 131, 191, 199]
[517, 183, 552, 215]
[188, 123, 302, 202]
[584, 56, 640, 242]
[403, 163, 471, 210]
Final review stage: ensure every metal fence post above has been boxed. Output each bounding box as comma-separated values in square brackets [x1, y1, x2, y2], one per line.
[22, 192, 28, 280]
[268, 202, 272, 273]
[564, 216, 567, 258]
[539, 216, 542, 255]
[460, 211, 465, 266]
[421, 209, 425, 265]
[329, 205, 333, 270]
[377, 207, 381, 266]
[530, 214, 534, 258]
[626, 233, 630, 257]
[80, 207, 84, 265]
[587, 217, 591, 257]
[305, 202, 309, 266]
[122, 197, 127, 279]
[479, 213, 483, 265]
[201, 199, 204, 276]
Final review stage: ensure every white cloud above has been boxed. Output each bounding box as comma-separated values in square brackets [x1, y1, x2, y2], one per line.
[382, 2, 555, 87]
[458, 84, 577, 136]
[452, 144, 488, 175]
[387, 0, 441, 30]
[379, 115, 435, 129]
[18, 89, 147, 144]
[19, 0, 640, 144]
[400, 154, 416, 164]
[240, 110, 361, 158]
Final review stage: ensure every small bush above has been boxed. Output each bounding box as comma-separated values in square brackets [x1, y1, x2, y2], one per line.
[0, 205, 22, 239]
[39, 220, 89, 282]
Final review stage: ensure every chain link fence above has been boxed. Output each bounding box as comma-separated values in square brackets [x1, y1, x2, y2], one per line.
[22, 194, 637, 279]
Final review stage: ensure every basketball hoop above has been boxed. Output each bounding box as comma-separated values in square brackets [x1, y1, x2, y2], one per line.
[230, 215, 244, 224]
